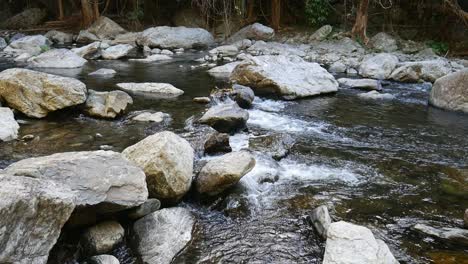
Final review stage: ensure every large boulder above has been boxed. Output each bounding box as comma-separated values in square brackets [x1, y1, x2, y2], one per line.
[0, 68, 87, 118]
[122, 131, 194, 202]
[3, 35, 50, 56]
[101, 44, 134, 60]
[0, 175, 75, 264]
[0, 107, 19, 142]
[390, 60, 452, 83]
[323, 221, 398, 264]
[3, 151, 148, 212]
[137, 26, 215, 49]
[230, 55, 338, 100]
[87, 16, 127, 40]
[45, 30, 74, 44]
[81, 221, 125, 254]
[85, 90, 133, 119]
[369, 32, 398, 52]
[196, 151, 255, 195]
[132, 207, 195, 264]
[227, 23, 274, 43]
[359, 53, 399, 80]
[199, 103, 249, 133]
[116, 82, 183, 98]
[1, 8, 46, 29]
[429, 69, 468, 113]
[28, 49, 87, 68]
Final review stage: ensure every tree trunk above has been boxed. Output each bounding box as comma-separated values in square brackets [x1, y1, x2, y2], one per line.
[351, 0, 370, 44]
[271, 0, 281, 30]
[81, 0, 95, 27]
[246, 0, 257, 24]
[58, 0, 64, 20]
[93, 0, 100, 20]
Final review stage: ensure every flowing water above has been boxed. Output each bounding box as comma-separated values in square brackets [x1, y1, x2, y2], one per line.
[0, 52, 467, 264]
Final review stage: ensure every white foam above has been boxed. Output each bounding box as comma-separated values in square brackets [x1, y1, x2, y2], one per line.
[229, 133, 250, 151]
[252, 97, 290, 112]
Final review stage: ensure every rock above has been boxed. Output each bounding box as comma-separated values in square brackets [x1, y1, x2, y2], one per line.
[76, 30, 100, 43]
[248, 133, 294, 160]
[465, 209, 468, 228]
[132, 208, 195, 264]
[413, 224, 468, 246]
[0, 37, 6, 50]
[45, 30, 73, 44]
[227, 23, 275, 43]
[3, 150, 148, 212]
[137, 26, 215, 49]
[196, 151, 255, 195]
[122, 131, 194, 201]
[429, 70, 468, 113]
[72, 41, 102, 59]
[10, 33, 26, 42]
[28, 49, 87, 68]
[310, 205, 332, 240]
[323, 221, 398, 264]
[110, 32, 140, 45]
[0, 107, 19, 141]
[161, 49, 174, 56]
[127, 199, 161, 220]
[117, 82, 183, 98]
[101, 44, 134, 60]
[85, 90, 133, 119]
[338, 78, 380, 90]
[89, 68, 117, 76]
[193, 97, 211, 104]
[13, 53, 33, 62]
[231, 55, 338, 100]
[208, 61, 243, 79]
[204, 132, 232, 155]
[309, 25, 333, 41]
[359, 53, 399, 80]
[82, 221, 125, 254]
[3, 35, 50, 56]
[400, 40, 426, 54]
[369, 32, 398, 52]
[232, 39, 253, 50]
[358, 91, 395, 100]
[390, 60, 452, 83]
[247, 41, 306, 56]
[232, 84, 255, 108]
[0, 68, 87, 118]
[416, 48, 439, 59]
[129, 54, 172, 62]
[2, 8, 46, 29]
[199, 103, 249, 133]
[329, 61, 347, 73]
[89, 255, 120, 264]
[0, 175, 75, 264]
[87, 16, 127, 40]
[131, 112, 169, 123]
[209, 45, 239, 56]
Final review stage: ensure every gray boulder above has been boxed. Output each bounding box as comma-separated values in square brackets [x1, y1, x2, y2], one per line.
[310, 205, 332, 240]
[338, 78, 380, 90]
[369, 32, 398, 52]
[0, 107, 19, 142]
[0, 68, 87, 118]
[413, 223, 468, 246]
[390, 60, 452, 83]
[122, 131, 194, 202]
[132, 208, 195, 264]
[2, 8, 46, 29]
[3, 35, 50, 56]
[72, 42, 102, 59]
[359, 53, 399, 80]
[248, 133, 294, 160]
[28, 49, 87, 68]
[102, 44, 134, 60]
[429, 70, 468, 113]
[127, 199, 161, 220]
[137, 26, 215, 49]
[76, 30, 100, 43]
[209, 45, 239, 57]
[45, 30, 74, 44]
[82, 221, 125, 254]
[116, 82, 183, 98]
[110, 32, 140, 45]
[89, 255, 120, 264]
[309, 25, 333, 41]
[87, 16, 127, 40]
[85, 90, 133, 119]
[227, 23, 274, 43]
[329, 61, 347, 73]
[199, 103, 249, 133]
[232, 84, 255, 108]
[0, 37, 7, 50]
[204, 132, 232, 155]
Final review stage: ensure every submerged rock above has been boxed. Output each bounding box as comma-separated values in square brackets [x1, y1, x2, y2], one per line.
[45, 30, 73, 44]
[3, 35, 50, 56]
[117, 82, 184, 98]
[199, 103, 249, 133]
[204, 132, 232, 155]
[227, 23, 275, 43]
[390, 60, 452, 83]
[89, 68, 117, 76]
[338, 78, 380, 90]
[81, 221, 125, 254]
[132, 208, 195, 264]
[359, 53, 399, 80]
[0, 107, 19, 141]
[101, 44, 134, 60]
[87, 16, 127, 40]
[137, 26, 215, 49]
[310, 205, 332, 240]
[0, 68, 87, 118]
[358, 91, 395, 100]
[28, 48, 87, 68]
[127, 199, 161, 220]
[429, 69, 468, 113]
[323, 221, 398, 264]
[122, 131, 194, 202]
[248, 133, 295, 160]
[85, 90, 133, 119]
[231, 55, 338, 100]
[196, 151, 255, 195]
[89, 255, 120, 264]
[413, 224, 468, 246]
[369, 32, 398, 52]
[0, 175, 75, 264]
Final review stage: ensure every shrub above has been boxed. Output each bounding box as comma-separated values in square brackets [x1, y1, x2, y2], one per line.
[305, 0, 331, 27]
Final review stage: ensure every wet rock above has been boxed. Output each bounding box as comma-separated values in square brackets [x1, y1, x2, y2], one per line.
[204, 132, 232, 155]
[137, 26, 214, 49]
[358, 91, 395, 100]
[329, 61, 347, 73]
[323, 221, 398, 264]
[76, 30, 100, 43]
[0, 107, 19, 141]
[193, 97, 211, 104]
[0, 175, 75, 264]
[0, 37, 6, 50]
[82, 221, 125, 254]
[110, 32, 140, 45]
[369, 32, 398, 52]
[28, 48, 87, 68]
[390, 60, 452, 83]
[85, 90, 133, 119]
[89, 68, 117, 76]
[429, 69, 468, 113]
[310, 205, 332, 240]
[309, 25, 333, 41]
[3, 150, 148, 212]
[249, 133, 294, 160]
[413, 224, 468, 246]
[231, 55, 338, 100]
[127, 199, 161, 220]
[196, 151, 255, 195]
[129, 54, 172, 62]
[208, 61, 243, 79]
[359, 53, 399, 80]
[72, 41, 102, 59]
[3, 35, 50, 56]
[117, 82, 183, 97]
[338, 78, 380, 90]
[0, 68, 87, 118]
[209, 45, 239, 56]
[45, 30, 73, 44]
[89, 255, 120, 264]
[227, 23, 274, 43]
[132, 207, 195, 264]
[2, 8, 46, 29]
[232, 84, 255, 109]
[131, 111, 169, 123]
[87, 16, 127, 40]
[101, 44, 134, 60]
[199, 103, 249, 133]
[122, 131, 194, 202]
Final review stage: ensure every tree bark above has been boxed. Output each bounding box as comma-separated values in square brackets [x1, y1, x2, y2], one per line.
[58, 0, 64, 20]
[81, 0, 95, 27]
[93, 0, 100, 20]
[246, 0, 257, 24]
[271, 0, 281, 30]
[351, 0, 370, 44]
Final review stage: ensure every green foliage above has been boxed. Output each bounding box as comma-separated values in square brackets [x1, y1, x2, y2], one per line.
[40, 45, 50, 53]
[305, 0, 331, 27]
[427, 41, 449, 55]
